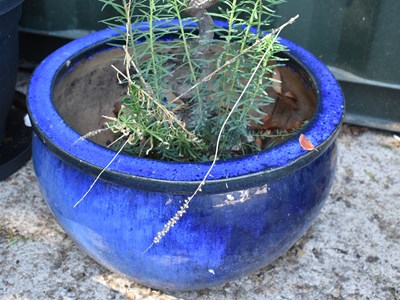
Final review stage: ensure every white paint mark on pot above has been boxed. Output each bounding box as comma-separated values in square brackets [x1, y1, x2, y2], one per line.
[24, 114, 32, 127]
[226, 194, 234, 201]
[214, 184, 269, 208]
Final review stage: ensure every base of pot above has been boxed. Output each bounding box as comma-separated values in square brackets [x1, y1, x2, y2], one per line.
[0, 91, 31, 181]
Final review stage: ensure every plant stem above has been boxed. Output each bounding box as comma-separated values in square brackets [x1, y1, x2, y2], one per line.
[148, 0, 161, 99]
[171, 0, 205, 130]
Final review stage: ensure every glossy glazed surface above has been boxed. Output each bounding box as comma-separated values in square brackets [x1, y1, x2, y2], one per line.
[28, 20, 344, 290]
[33, 134, 337, 290]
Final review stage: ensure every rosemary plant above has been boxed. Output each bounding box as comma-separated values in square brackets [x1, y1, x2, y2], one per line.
[100, 0, 289, 162]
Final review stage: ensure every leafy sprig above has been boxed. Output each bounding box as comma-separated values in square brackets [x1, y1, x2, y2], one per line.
[100, 0, 289, 161]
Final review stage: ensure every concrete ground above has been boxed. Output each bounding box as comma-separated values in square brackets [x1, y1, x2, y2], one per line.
[1, 73, 399, 299]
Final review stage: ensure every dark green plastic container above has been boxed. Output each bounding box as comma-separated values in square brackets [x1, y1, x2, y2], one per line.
[0, 0, 23, 142]
[0, 0, 32, 181]
[274, 0, 400, 132]
[20, 0, 112, 38]
[19, 0, 116, 63]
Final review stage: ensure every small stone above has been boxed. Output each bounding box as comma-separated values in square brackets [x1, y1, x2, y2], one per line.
[366, 256, 379, 263]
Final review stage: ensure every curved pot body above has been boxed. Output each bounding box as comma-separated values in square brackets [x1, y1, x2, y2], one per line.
[0, 0, 23, 141]
[27, 20, 344, 291]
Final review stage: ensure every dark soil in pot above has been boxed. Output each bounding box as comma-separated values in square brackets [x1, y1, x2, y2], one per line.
[54, 47, 317, 157]
[54, 48, 126, 146]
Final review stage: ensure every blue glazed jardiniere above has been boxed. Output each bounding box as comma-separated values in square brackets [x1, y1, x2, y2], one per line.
[27, 20, 344, 291]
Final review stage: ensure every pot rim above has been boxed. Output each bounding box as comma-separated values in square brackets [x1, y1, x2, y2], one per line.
[28, 19, 344, 192]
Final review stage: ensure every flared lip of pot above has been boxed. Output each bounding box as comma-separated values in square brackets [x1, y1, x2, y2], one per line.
[0, 0, 23, 15]
[27, 19, 344, 193]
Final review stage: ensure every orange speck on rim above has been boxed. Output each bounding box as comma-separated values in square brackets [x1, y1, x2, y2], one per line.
[299, 134, 315, 151]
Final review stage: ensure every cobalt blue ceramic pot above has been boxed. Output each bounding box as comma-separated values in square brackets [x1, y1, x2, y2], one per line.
[27, 20, 344, 291]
